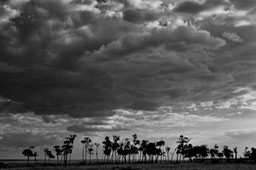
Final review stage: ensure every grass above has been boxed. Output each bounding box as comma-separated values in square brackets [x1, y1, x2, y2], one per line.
[3, 163, 256, 170]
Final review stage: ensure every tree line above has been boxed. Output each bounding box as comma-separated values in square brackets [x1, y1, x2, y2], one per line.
[22, 134, 256, 165]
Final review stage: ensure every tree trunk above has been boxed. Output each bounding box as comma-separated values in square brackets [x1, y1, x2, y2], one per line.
[82, 147, 84, 163]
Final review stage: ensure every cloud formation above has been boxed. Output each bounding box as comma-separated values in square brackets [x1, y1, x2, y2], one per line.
[0, 0, 256, 158]
[173, 0, 228, 14]
[0, 0, 229, 118]
[222, 32, 243, 42]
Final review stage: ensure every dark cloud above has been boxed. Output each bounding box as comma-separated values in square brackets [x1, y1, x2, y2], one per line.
[123, 8, 160, 23]
[173, 0, 228, 14]
[0, 0, 228, 118]
[229, 0, 256, 10]
[0, 0, 255, 124]
[89, 26, 225, 61]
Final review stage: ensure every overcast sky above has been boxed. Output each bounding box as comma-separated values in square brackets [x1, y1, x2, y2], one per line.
[0, 0, 256, 159]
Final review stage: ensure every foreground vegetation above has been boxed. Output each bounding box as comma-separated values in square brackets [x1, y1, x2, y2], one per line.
[13, 134, 256, 169]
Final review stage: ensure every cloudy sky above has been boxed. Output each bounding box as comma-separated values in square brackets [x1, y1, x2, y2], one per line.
[0, 0, 256, 159]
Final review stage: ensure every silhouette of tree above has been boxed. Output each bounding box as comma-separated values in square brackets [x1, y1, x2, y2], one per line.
[81, 137, 91, 164]
[197, 145, 209, 159]
[244, 147, 251, 159]
[53, 145, 62, 164]
[156, 140, 165, 162]
[250, 147, 256, 161]
[67, 135, 76, 164]
[131, 134, 140, 163]
[165, 147, 171, 162]
[88, 144, 94, 164]
[183, 144, 194, 161]
[44, 148, 55, 164]
[146, 142, 156, 163]
[217, 152, 224, 159]
[222, 146, 233, 159]
[139, 140, 148, 162]
[22, 146, 34, 165]
[117, 141, 129, 163]
[209, 144, 219, 159]
[61, 136, 75, 165]
[31, 152, 38, 164]
[111, 135, 120, 163]
[233, 147, 238, 160]
[124, 138, 132, 163]
[94, 143, 100, 164]
[102, 136, 112, 163]
[176, 135, 190, 162]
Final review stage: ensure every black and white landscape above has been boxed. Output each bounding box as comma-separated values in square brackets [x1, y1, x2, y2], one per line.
[0, 0, 256, 167]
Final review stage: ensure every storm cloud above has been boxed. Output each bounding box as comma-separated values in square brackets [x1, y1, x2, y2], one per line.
[0, 0, 256, 157]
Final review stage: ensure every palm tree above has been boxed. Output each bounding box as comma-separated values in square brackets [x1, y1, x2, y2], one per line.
[44, 148, 55, 164]
[53, 145, 62, 164]
[31, 152, 38, 164]
[170, 147, 177, 164]
[176, 135, 190, 163]
[124, 138, 132, 163]
[131, 134, 140, 162]
[140, 140, 148, 162]
[111, 135, 120, 163]
[61, 139, 72, 165]
[94, 143, 100, 163]
[210, 149, 217, 159]
[68, 135, 76, 164]
[102, 136, 112, 163]
[244, 147, 251, 159]
[222, 146, 233, 159]
[44, 148, 49, 164]
[156, 140, 165, 162]
[81, 137, 91, 164]
[88, 144, 94, 164]
[165, 147, 171, 162]
[233, 147, 238, 160]
[22, 146, 34, 165]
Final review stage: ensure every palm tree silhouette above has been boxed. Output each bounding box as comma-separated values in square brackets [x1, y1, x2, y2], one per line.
[44, 148, 55, 164]
[61, 138, 73, 165]
[140, 140, 148, 162]
[111, 135, 120, 163]
[22, 146, 34, 165]
[102, 136, 112, 163]
[209, 144, 219, 160]
[68, 135, 77, 164]
[88, 144, 94, 164]
[156, 140, 165, 162]
[222, 146, 233, 159]
[81, 137, 91, 164]
[243, 146, 251, 159]
[124, 138, 132, 163]
[94, 143, 100, 163]
[176, 135, 190, 163]
[131, 134, 140, 163]
[233, 147, 238, 160]
[117, 142, 129, 163]
[53, 145, 62, 164]
[31, 152, 38, 164]
[165, 147, 170, 162]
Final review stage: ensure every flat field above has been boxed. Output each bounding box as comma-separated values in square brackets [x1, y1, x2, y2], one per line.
[4, 163, 256, 170]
